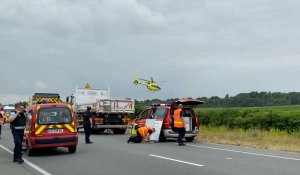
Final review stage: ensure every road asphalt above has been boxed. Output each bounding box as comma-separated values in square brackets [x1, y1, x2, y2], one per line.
[1, 125, 300, 175]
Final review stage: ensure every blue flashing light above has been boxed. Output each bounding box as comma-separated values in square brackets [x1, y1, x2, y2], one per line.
[151, 103, 171, 107]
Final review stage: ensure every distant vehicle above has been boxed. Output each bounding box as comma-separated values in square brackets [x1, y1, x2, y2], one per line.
[66, 84, 134, 134]
[135, 98, 204, 142]
[3, 106, 15, 114]
[132, 77, 165, 91]
[24, 93, 78, 156]
[3, 106, 15, 111]
[1, 106, 16, 123]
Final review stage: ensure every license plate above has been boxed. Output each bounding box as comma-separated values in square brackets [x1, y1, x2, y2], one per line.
[47, 129, 64, 134]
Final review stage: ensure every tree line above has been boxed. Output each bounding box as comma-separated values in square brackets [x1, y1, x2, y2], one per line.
[135, 91, 300, 108]
[5, 91, 300, 114]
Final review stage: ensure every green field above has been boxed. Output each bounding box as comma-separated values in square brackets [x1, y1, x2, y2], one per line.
[198, 105, 300, 113]
[195, 106, 300, 152]
[196, 105, 300, 133]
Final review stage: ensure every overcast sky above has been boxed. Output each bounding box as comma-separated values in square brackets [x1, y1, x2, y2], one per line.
[1, 0, 300, 104]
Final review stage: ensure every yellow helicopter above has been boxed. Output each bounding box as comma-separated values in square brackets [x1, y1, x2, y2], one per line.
[132, 77, 164, 91]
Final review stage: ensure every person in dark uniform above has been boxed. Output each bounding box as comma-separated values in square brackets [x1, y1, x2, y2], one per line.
[83, 106, 93, 144]
[8, 105, 29, 163]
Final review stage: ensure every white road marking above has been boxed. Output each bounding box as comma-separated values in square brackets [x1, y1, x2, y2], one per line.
[149, 154, 204, 167]
[187, 144, 300, 161]
[226, 158, 232, 160]
[0, 144, 52, 175]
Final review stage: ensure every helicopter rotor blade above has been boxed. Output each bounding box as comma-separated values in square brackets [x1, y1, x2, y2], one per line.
[139, 78, 150, 82]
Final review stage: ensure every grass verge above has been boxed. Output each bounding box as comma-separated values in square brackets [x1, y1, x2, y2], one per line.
[196, 125, 300, 153]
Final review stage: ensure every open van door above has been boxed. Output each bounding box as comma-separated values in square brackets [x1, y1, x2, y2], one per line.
[172, 99, 205, 109]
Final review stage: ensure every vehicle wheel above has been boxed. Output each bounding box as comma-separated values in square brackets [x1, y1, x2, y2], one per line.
[27, 149, 35, 156]
[68, 146, 77, 153]
[112, 129, 127, 134]
[185, 137, 195, 142]
[98, 129, 105, 133]
[159, 130, 166, 142]
[91, 130, 99, 134]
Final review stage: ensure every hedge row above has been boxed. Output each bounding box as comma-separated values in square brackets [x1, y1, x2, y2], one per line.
[197, 108, 300, 133]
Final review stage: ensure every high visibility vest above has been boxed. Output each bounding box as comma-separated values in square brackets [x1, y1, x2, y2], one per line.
[3, 113, 7, 120]
[174, 109, 185, 128]
[131, 128, 137, 137]
[138, 126, 151, 140]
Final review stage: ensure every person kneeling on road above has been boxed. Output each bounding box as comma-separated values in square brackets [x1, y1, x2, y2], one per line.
[127, 123, 139, 142]
[127, 126, 155, 144]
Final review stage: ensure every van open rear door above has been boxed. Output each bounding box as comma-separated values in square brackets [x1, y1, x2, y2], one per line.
[171, 99, 205, 108]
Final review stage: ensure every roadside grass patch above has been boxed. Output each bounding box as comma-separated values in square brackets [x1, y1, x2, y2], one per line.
[197, 125, 300, 152]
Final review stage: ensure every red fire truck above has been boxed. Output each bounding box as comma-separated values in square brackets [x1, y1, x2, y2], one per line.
[24, 93, 78, 156]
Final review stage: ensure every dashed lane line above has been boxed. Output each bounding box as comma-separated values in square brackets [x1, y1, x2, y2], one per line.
[149, 154, 205, 167]
[186, 144, 300, 161]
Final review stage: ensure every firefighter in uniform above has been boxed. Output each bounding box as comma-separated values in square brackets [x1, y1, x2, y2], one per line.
[8, 105, 29, 163]
[127, 126, 155, 144]
[83, 106, 93, 144]
[174, 104, 186, 146]
[127, 123, 139, 143]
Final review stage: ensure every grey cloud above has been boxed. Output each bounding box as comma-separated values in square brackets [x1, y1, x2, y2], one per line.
[1, 0, 300, 104]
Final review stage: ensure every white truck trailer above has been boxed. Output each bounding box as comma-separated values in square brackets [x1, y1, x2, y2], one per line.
[66, 87, 134, 134]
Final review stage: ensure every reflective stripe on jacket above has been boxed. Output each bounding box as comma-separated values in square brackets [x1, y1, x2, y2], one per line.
[131, 128, 137, 137]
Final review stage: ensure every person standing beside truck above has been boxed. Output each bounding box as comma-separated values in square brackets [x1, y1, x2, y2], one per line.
[174, 104, 186, 146]
[8, 105, 29, 163]
[83, 106, 93, 144]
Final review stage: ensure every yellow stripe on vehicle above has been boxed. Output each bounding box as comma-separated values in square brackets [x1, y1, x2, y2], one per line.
[56, 125, 62, 128]
[35, 125, 46, 135]
[49, 125, 54, 128]
[35, 123, 38, 129]
[72, 121, 75, 126]
[65, 124, 75, 132]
